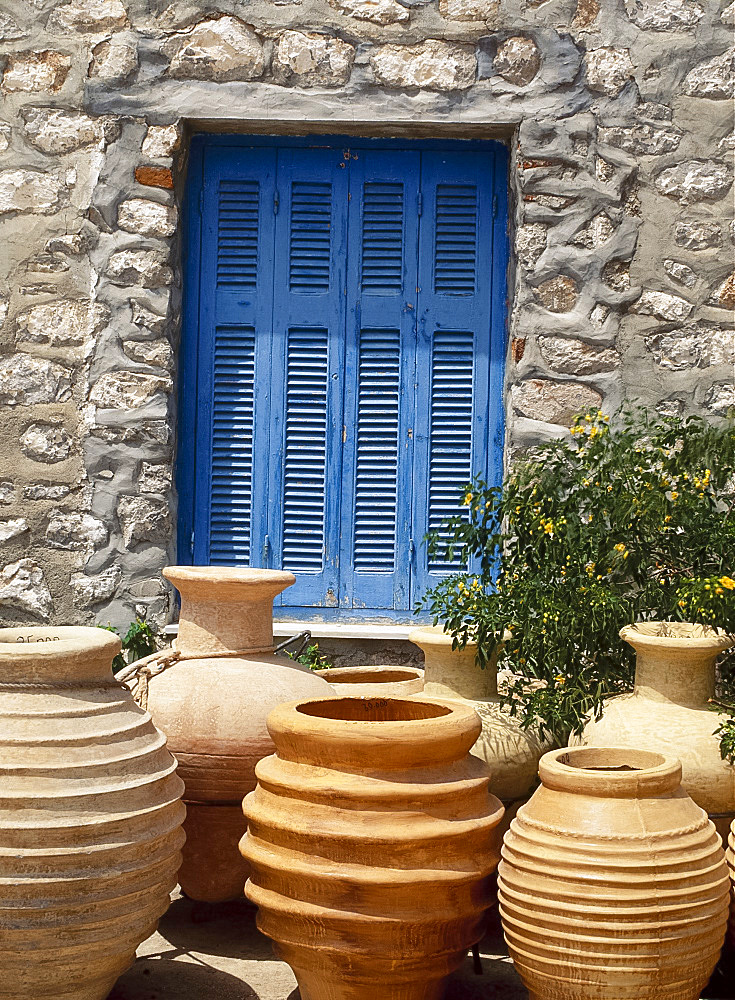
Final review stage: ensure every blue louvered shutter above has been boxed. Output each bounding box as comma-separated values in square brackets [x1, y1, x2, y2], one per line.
[267, 149, 349, 608]
[411, 150, 497, 603]
[192, 147, 276, 567]
[339, 150, 420, 610]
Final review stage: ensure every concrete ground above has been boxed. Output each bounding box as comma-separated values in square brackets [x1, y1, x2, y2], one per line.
[108, 891, 528, 1000]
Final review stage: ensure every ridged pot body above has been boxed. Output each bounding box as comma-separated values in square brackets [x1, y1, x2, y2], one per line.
[582, 622, 735, 840]
[313, 665, 424, 697]
[408, 626, 547, 805]
[241, 695, 505, 1000]
[143, 567, 332, 901]
[727, 820, 735, 951]
[498, 745, 730, 1000]
[0, 626, 185, 1000]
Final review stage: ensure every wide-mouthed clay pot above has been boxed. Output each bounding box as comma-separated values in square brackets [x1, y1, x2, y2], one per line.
[241, 695, 505, 1000]
[313, 664, 424, 697]
[498, 745, 730, 1000]
[142, 566, 332, 902]
[408, 626, 548, 816]
[582, 621, 735, 840]
[727, 820, 735, 951]
[0, 625, 185, 1000]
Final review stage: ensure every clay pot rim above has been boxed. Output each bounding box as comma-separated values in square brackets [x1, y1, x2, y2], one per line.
[314, 666, 424, 684]
[540, 746, 682, 798]
[163, 565, 295, 596]
[0, 625, 121, 661]
[269, 694, 479, 732]
[620, 621, 734, 653]
[408, 625, 512, 648]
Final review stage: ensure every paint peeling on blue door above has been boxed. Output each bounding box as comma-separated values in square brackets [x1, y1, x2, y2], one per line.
[179, 135, 509, 622]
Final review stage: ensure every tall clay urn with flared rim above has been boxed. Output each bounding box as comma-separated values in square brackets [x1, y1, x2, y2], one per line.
[313, 664, 424, 697]
[498, 745, 730, 1000]
[408, 625, 548, 811]
[582, 621, 735, 840]
[241, 695, 505, 1000]
[0, 625, 185, 1000]
[142, 566, 332, 902]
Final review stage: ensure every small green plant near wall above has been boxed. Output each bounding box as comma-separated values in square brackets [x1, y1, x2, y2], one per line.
[287, 642, 333, 671]
[97, 618, 158, 673]
[421, 407, 735, 755]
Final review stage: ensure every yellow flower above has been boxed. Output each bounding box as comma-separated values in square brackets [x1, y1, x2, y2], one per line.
[614, 543, 626, 553]
[463, 492, 473, 506]
[678, 600, 686, 608]
[670, 491, 679, 501]
[719, 576, 735, 590]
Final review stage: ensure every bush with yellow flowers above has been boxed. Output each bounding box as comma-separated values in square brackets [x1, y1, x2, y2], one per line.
[420, 407, 735, 755]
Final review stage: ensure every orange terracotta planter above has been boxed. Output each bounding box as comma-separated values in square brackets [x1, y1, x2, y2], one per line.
[0, 626, 185, 1000]
[313, 664, 424, 697]
[142, 566, 332, 901]
[727, 819, 735, 952]
[241, 695, 505, 1000]
[498, 746, 730, 1000]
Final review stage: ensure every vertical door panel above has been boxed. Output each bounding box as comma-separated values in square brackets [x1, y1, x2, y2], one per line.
[340, 151, 420, 610]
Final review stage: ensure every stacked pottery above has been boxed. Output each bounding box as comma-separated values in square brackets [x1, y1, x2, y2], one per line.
[241, 695, 505, 1000]
[498, 745, 730, 1000]
[313, 664, 424, 697]
[0, 626, 185, 1000]
[408, 625, 548, 825]
[582, 621, 735, 840]
[141, 566, 332, 902]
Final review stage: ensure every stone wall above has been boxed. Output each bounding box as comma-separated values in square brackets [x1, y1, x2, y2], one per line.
[0, 0, 732, 629]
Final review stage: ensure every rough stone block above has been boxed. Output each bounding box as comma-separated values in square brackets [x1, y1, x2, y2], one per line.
[516, 223, 547, 270]
[328, 0, 409, 23]
[584, 47, 633, 97]
[48, 0, 129, 33]
[0, 169, 66, 215]
[0, 519, 29, 543]
[631, 290, 693, 322]
[138, 462, 173, 493]
[646, 326, 734, 370]
[512, 379, 603, 426]
[16, 300, 109, 349]
[655, 159, 732, 204]
[715, 271, 735, 309]
[165, 16, 265, 82]
[106, 249, 172, 287]
[117, 495, 170, 547]
[142, 124, 180, 158]
[46, 511, 107, 553]
[122, 339, 174, 369]
[1, 51, 71, 93]
[134, 166, 173, 190]
[705, 382, 735, 414]
[89, 37, 138, 84]
[23, 484, 71, 501]
[0, 354, 72, 407]
[130, 300, 168, 334]
[371, 39, 476, 90]
[0, 11, 25, 40]
[274, 31, 355, 87]
[494, 37, 540, 86]
[599, 124, 681, 155]
[539, 337, 620, 375]
[70, 566, 122, 606]
[0, 559, 52, 619]
[88, 370, 172, 409]
[626, 0, 704, 30]
[20, 423, 72, 463]
[683, 48, 734, 99]
[438, 0, 499, 20]
[675, 221, 722, 250]
[663, 260, 696, 287]
[533, 275, 579, 312]
[117, 198, 177, 237]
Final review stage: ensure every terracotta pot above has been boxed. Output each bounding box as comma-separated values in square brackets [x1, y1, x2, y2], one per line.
[727, 819, 735, 951]
[143, 566, 332, 902]
[313, 664, 424, 697]
[408, 626, 548, 808]
[241, 695, 505, 1000]
[498, 745, 730, 1000]
[0, 625, 185, 1000]
[582, 621, 735, 840]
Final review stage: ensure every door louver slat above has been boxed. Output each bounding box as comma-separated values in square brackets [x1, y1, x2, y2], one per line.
[217, 180, 259, 288]
[289, 182, 332, 293]
[282, 328, 329, 573]
[353, 328, 400, 572]
[209, 326, 255, 563]
[434, 184, 478, 295]
[427, 330, 474, 572]
[361, 183, 404, 294]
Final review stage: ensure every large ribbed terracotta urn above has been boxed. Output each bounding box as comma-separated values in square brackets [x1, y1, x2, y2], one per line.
[0, 625, 185, 1000]
[314, 664, 424, 697]
[498, 745, 730, 1000]
[143, 566, 332, 902]
[582, 621, 735, 840]
[727, 819, 735, 951]
[241, 695, 505, 1000]
[408, 626, 547, 814]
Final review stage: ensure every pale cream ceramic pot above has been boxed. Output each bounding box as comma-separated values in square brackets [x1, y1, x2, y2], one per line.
[242, 694, 505, 1000]
[313, 664, 424, 697]
[499, 745, 730, 1000]
[408, 625, 548, 812]
[0, 626, 185, 1000]
[142, 566, 332, 902]
[582, 621, 735, 840]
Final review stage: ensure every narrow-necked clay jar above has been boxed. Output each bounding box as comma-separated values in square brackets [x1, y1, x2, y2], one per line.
[142, 566, 332, 902]
[498, 745, 730, 1000]
[408, 625, 548, 817]
[241, 695, 505, 1000]
[0, 626, 185, 1000]
[582, 621, 735, 840]
[313, 664, 424, 697]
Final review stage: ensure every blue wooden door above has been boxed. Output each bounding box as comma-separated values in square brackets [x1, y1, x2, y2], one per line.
[180, 137, 508, 621]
